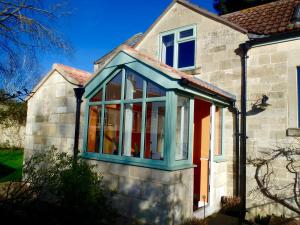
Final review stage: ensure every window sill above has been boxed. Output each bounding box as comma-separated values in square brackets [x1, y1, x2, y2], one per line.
[213, 156, 227, 163]
[80, 152, 194, 171]
[286, 128, 300, 137]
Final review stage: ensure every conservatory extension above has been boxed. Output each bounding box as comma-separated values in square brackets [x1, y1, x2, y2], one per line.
[81, 46, 235, 212]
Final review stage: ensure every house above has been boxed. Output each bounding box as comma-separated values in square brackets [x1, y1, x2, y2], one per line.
[25, 0, 300, 224]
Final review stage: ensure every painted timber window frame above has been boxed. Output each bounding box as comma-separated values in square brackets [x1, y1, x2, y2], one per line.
[213, 106, 225, 162]
[160, 25, 196, 70]
[82, 67, 194, 171]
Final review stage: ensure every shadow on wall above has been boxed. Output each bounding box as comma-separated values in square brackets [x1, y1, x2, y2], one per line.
[247, 198, 300, 219]
[89, 161, 193, 225]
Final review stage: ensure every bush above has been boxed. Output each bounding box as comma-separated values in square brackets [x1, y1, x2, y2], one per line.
[220, 196, 242, 217]
[254, 214, 271, 225]
[0, 147, 118, 225]
[180, 217, 208, 225]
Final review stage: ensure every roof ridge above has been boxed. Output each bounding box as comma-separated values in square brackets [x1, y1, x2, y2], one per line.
[54, 63, 91, 75]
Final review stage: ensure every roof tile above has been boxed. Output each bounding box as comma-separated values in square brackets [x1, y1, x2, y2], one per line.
[55, 64, 91, 85]
[222, 0, 300, 35]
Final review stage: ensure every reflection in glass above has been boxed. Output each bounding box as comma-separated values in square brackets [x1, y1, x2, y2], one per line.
[180, 29, 194, 38]
[90, 89, 102, 102]
[125, 70, 143, 99]
[122, 103, 142, 157]
[87, 106, 101, 153]
[176, 96, 189, 160]
[147, 82, 166, 98]
[178, 40, 195, 68]
[144, 102, 165, 160]
[105, 72, 122, 101]
[162, 34, 174, 67]
[103, 104, 121, 155]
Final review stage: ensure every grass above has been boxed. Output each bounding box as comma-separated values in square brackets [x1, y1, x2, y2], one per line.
[0, 148, 23, 182]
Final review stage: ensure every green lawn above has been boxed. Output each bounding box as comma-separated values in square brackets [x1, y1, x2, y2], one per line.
[0, 148, 23, 182]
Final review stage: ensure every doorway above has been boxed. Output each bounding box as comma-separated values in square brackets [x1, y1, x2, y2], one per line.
[193, 98, 211, 210]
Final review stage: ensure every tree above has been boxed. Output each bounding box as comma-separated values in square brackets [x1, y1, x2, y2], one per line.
[213, 0, 278, 15]
[248, 140, 300, 214]
[0, 0, 71, 94]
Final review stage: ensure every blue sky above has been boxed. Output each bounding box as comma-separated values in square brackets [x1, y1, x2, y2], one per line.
[41, 0, 216, 74]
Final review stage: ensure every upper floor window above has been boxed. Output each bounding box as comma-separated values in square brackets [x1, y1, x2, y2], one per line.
[160, 25, 196, 70]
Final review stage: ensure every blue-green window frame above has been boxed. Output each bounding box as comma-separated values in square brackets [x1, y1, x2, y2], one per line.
[82, 67, 194, 171]
[159, 24, 197, 71]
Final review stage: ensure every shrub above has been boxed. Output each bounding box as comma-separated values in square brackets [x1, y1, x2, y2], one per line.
[0, 147, 118, 225]
[254, 214, 271, 225]
[180, 217, 208, 225]
[220, 196, 242, 217]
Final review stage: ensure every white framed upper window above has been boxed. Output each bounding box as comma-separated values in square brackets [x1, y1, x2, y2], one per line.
[160, 25, 196, 70]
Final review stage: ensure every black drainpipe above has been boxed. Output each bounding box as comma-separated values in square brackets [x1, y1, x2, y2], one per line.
[73, 86, 85, 162]
[239, 42, 250, 218]
[228, 101, 240, 197]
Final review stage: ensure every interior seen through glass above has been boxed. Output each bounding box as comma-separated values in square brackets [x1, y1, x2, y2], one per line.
[144, 102, 165, 160]
[103, 104, 121, 155]
[176, 96, 189, 160]
[87, 106, 101, 153]
[105, 72, 122, 101]
[122, 103, 142, 158]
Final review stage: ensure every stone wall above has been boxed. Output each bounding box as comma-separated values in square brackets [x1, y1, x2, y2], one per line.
[87, 159, 193, 225]
[245, 39, 300, 217]
[24, 70, 84, 161]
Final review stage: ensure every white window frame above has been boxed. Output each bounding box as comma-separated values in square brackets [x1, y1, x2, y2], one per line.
[159, 25, 196, 71]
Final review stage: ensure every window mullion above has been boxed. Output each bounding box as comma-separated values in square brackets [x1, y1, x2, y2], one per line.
[140, 80, 147, 159]
[118, 68, 126, 156]
[174, 32, 179, 69]
[99, 85, 106, 155]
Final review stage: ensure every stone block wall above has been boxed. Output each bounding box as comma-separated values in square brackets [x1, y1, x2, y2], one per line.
[245, 39, 300, 217]
[87, 159, 193, 225]
[24, 71, 84, 161]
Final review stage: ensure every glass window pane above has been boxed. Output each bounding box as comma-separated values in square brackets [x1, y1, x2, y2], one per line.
[162, 34, 174, 67]
[103, 104, 121, 155]
[90, 89, 102, 102]
[214, 107, 223, 156]
[87, 106, 101, 153]
[178, 40, 195, 68]
[147, 81, 166, 98]
[122, 103, 142, 158]
[144, 102, 165, 160]
[180, 29, 193, 38]
[125, 70, 144, 99]
[105, 72, 122, 101]
[176, 96, 189, 160]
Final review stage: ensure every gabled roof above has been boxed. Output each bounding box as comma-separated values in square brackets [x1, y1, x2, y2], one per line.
[222, 0, 300, 35]
[55, 64, 91, 85]
[94, 33, 143, 65]
[86, 45, 235, 101]
[26, 64, 91, 101]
